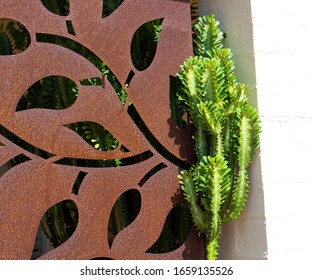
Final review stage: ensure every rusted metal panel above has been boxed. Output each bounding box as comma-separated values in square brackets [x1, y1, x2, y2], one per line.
[0, 0, 204, 259]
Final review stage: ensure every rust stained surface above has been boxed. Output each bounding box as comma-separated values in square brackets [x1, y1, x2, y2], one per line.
[0, 0, 204, 259]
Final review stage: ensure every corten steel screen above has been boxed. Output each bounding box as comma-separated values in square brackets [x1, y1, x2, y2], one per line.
[0, 0, 204, 259]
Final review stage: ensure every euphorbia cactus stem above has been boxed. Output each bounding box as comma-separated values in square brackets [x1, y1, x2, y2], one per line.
[178, 15, 261, 260]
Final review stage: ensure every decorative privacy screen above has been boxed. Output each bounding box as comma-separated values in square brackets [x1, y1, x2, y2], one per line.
[0, 0, 204, 259]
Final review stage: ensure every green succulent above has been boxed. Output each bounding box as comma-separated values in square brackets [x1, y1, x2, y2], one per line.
[177, 15, 261, 260]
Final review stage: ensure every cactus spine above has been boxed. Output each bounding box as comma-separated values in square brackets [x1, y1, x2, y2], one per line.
[177, 15, 261, 260]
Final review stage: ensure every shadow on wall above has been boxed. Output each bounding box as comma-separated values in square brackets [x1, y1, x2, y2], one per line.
[199, 0, 267, 259]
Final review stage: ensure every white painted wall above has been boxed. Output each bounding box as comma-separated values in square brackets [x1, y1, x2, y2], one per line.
[199, 0, 312, 259]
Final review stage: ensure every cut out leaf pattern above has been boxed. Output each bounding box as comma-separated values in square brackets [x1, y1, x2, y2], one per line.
[146, 203, 192, 254]
[102, 0, 124, 18]
[66, 121, 119, 152]
[131, 18, 164, 71]
[0, 0, 199, 260]
[17, 76, 78, 111]
[0, 19, 31, 56]
[108, 189, 141, 248]
[41, 0, 70, 16]
[39, 199, 78, 251]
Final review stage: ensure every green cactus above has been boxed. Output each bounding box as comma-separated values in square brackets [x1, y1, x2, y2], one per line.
[177, 15, 261, 260]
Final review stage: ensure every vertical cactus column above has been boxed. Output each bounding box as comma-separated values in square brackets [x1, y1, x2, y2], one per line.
[178, 16, 261, 260]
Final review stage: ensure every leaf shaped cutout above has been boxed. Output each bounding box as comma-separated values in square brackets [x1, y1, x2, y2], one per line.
[146, 203, 192, 254]
[108, 189, 141, 248]
[102, 0, 124, 18]
[41, 0, 70, 16]
[66, 121, 119, 152]
[16, 76, 78, 111]
[35, 199, 78, 258]
[0, 19, 31, 55]
[131, 18, 164, 71]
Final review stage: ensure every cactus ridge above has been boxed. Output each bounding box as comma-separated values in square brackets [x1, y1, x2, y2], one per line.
[177, 15, 261, 259]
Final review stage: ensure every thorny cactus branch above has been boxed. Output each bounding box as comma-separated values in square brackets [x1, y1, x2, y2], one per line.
[177, 15, 261, 260]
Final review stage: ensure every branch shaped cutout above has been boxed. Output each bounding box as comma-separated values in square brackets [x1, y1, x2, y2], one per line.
[0, 154, 31, 178]
[36, 33, 128, 105]
[0, 124, 56, 159]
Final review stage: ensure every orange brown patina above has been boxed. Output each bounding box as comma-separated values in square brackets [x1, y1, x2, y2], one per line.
[0, 0, 204, 259]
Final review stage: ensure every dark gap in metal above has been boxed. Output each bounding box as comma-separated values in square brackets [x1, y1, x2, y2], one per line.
[53, 150, 153, 168]
[102, 0, 124, 18]
[121, 150, 153, 166]
[91, 257, 114, 260]
[108, 188, 141, 249]
[0, 153, 31, 178]
[79, 77, 103, 86]
[38, 199, 78, 254]
[31, 225, 50, 260]
[66, 20, 76, 36]
[71, 171, 88, 196]
[138, 163, 167, 187]
[64, 121, 119, 152]
[0, 124, 55, 159]
[35, 33, 125, 104]
[40, 0, 70, 16]
[16, 75, 78, 111]
[36, 33, 103, 73]
[120, 145, 130, 152]
[131, 18, 164, 71]
[125, 70, 135, 86]
[0, 19, 31, 56]
[127, 104, 190, 169]
[146, 202, 192, 254]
